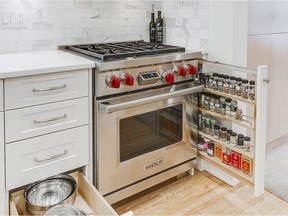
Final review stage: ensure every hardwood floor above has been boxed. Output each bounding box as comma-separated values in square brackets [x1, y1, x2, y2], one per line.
[113, 170, 288, 215]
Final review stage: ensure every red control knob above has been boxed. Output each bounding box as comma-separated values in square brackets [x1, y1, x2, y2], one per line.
[123, 74, 134, 86]
[178, 67, 187, 76]
[165, 73, 175, 84]
[107, 76, 120, 89]
[188, 65, 197, 75]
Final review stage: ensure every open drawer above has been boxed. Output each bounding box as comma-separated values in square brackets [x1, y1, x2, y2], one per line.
[9, 171, 118, 215]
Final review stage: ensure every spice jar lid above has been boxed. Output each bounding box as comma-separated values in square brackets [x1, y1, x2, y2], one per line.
[244, 136, 251, 141]
[223, 75, 230, 79]
[214, 125, 221, 129]
[242, 79, 249, 84]
[225, 98, 232, 103]
[218, 74, 223, 78]
[210, 119, 217, 124]
[220, 97, 226, 104]
[221, 127, 227, 131]
[213, 73, 218, 77]
[231, 100, 238, 106]
[230, 76, 236, 80]
[236, 77, 242, 82]
[250, 80, 255, 85]
[231, 132, 237, 136]
[227, 129, 233, 134]
[238, 134, 245, 138]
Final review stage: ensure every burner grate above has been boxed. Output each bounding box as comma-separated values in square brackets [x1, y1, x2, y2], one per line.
[66, 40, 185, 61]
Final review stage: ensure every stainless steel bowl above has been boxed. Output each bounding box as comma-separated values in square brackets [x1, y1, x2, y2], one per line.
[24, 174, 77, 215]
[44, 204, 81, 216]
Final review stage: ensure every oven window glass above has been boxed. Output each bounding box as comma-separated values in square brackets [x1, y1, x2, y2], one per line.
[120, 104, 183, 162]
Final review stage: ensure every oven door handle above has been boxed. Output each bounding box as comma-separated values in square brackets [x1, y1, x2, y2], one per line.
[98, 85, 204, 114]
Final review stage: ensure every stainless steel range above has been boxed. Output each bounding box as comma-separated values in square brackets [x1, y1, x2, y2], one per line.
[61, 40, 204, 204]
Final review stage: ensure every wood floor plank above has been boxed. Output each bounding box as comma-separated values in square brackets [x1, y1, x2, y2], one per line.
[114, 170, 288, 215]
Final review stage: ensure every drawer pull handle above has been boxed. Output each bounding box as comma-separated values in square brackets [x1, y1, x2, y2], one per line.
[32, 84, 67, 93]
[33, 114, 67, 124]
[34, 150, 68, 163]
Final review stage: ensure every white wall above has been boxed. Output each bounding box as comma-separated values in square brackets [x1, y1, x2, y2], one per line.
[0, 0, 157, 53]
[208, 1, 247, 66]
[248, 1, 288, 144]
[0, 0, 209, 54]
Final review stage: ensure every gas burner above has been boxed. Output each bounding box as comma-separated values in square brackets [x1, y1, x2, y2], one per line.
[65, 40, 185, 61]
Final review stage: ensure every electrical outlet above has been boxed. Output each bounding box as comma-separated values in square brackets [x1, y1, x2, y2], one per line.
[0, 9, 26, 29]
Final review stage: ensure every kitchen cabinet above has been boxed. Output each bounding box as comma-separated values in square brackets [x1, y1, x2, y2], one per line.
[197, 60, 268, 196]
[0, 67, 116, 215]
[10, 171, 117, 216]
[0, 80, 6, 215]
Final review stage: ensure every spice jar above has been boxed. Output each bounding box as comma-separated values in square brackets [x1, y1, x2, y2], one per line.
[230, 100, 238, 119]
[237, 134, 245, 149]
[236, 108, 243, 121]
[217, 74, 224, 92]
[203, 74, 210, 88]
[203, 138, 210, 151]
[214, 125, 220, 139]
[215, 99, 221, 114]
[204, 95, 210, 110]
[207, 142, 215, 157]
[210, 119, 217, 136]
[201, 115, 206, 131]
[197, 137, 205, 151]
[229, 76, 236, 95]
[243, 136, 251, 152]
[223, 75, 230, 94]
[241, 79, 249, 99]
[230, 132, 237, 147]
[227, 129, 233, 144]
[205, 117, 211, 134]
[213, 73, 219, 91]
[225, 98, 232, 117]
[208, 73, 214, 89]
[220, 127, 227, 141]
[209, 97, 215, 112]
[249, 80, 255, 101]
[235, 77, 242, 96]
[199, 94, 204, 108]
[220, 97, 226, 116]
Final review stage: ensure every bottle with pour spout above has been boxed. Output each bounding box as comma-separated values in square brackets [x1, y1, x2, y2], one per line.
[156, 11, 163, 44]
[149, 5, 156, 43]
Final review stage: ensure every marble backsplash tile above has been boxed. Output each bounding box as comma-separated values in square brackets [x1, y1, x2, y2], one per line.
[0, 0, 208, 54]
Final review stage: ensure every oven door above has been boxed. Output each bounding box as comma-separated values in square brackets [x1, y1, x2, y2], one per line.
[95, 83, 204, 195]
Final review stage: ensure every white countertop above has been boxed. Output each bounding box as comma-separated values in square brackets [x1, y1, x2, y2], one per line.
[0, 50, 95, 79]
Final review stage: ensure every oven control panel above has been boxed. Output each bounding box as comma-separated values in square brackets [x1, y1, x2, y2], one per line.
[138, 72, 161, 86]
[96, 59, 199, 97]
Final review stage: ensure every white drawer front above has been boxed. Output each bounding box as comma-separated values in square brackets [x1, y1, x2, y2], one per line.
[0, 80, 3, 111]
[6, 126, 89, 190]
[5, 97, 89, 143]
[5, 69, 89, 110]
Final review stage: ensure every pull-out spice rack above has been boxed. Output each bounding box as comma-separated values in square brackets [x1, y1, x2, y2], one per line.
[196, 60, 268, 196]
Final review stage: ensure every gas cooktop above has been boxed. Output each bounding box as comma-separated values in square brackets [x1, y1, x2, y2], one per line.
[64, 40, 185, 61]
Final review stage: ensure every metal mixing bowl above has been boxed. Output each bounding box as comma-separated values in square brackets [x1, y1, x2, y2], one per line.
[44, 204, 81, 216]
[24, 174, 77, 215]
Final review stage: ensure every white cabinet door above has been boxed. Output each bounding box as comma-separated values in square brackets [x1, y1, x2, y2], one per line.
[5, 97, 89, 143]
[0, 80, 3, 111]
[0, 113, 6, 215]
[6, 126, 89, 190]
[5, 69, 88, 110]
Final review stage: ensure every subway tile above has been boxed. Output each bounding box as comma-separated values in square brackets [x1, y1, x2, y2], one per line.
[32, 39, 55, 50]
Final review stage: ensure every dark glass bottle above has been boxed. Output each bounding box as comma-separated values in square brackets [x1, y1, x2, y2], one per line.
[149, 9, 156, 43]
[156, 11, 163, 44]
